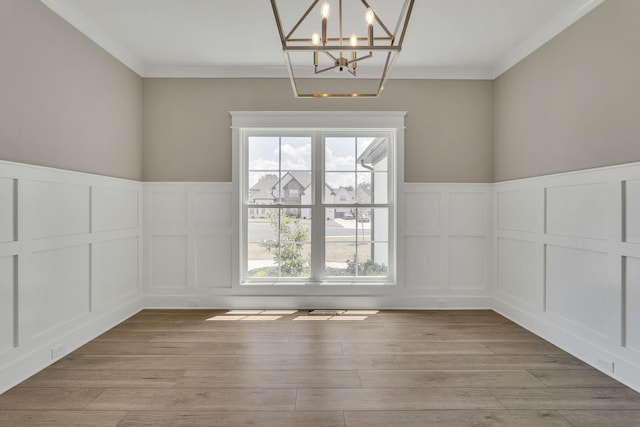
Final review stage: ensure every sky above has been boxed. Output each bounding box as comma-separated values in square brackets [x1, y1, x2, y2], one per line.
[247, 136, 384, 189]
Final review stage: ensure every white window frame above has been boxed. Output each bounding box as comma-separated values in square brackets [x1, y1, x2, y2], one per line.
[231, 111, 406, 288]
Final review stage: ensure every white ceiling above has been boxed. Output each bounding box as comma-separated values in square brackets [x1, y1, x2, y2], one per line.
[41, 0, 605, 79]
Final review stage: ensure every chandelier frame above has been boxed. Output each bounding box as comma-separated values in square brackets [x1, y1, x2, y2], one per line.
[270, 0, 415, 98]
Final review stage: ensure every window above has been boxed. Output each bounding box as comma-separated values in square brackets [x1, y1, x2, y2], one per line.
[232, 111, 404, 285]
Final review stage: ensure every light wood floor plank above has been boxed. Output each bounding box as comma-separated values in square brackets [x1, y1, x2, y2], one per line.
[358, 370, 546, 388]
[490, 387, 640, 409]
[528, 369, 627, 387]
[117, 411, 346, 427]
[0, 410, 126, 427]
[18, 369, 184, 389]
[344, 410, 573, 427]
[395, 354, 568, 370]
[296, 388, 504, 410]
[192, 342, 344, 355]
[342, 342, 493, 355]
[558, 409, 640, 427]
[176, 369, 361, 388]
[149, 331, 291, 343]
[0, 388, 104, 410]
[74, 341, 198, 355]
[86, 388, 296, 411]
[484, 342, 566, 355]
[233, 354, 399, 370]
[63, 355, 237, 370]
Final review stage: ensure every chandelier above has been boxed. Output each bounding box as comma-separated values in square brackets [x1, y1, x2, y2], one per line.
[270, 0, 415, 98]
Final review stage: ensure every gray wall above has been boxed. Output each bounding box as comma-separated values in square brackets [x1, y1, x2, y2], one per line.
[494, 0, 640, 182]
[143, 78, 493, 183]
[0, 0, 143, 180]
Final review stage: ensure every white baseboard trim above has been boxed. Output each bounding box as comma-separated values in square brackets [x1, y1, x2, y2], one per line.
[144, 295, 492, 310]
[0, 296, 143, 394]
[493, 298, 640, 392]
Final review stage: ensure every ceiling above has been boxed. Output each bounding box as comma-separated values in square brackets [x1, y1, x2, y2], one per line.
[41, 0, 605, 79]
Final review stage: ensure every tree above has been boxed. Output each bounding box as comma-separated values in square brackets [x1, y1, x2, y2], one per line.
[261, 211, 310, 276]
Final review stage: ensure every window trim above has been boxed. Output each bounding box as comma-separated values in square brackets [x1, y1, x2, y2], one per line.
[231, 111, 406, 289]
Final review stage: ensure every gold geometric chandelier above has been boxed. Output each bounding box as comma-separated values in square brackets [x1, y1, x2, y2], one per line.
[270, 0, 415, 98]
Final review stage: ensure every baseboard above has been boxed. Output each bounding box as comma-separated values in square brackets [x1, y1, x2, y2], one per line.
[143, 294, 493, 310]
[0, 296, 144, 394]
[493, 298, 640, 393]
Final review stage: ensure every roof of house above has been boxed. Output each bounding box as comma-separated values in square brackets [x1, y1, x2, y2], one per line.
[279, 171, 311, 190]
[249, 174, 278, 201]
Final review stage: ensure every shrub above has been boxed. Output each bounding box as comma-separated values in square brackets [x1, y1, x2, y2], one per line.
[261, 211, 310, 276]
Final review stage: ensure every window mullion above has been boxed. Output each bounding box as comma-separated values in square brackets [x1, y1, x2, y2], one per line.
[311, 131, 325, 283]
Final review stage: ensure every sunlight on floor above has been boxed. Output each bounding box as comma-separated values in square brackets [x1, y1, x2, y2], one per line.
[206, 309, 377, 321]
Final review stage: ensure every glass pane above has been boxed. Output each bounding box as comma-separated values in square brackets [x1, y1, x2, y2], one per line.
[356, 173, 372, 204]
[325, 137, 356, 171]
[370, 172, 388, 204]
[357, 137, 388, 171]
[281, 137, 311, 170]
[248, 136, 279, 170]
[248, 172, 278, 205]
[326, 208, 356, 237]
[280, 171, 312, 206]
[325, 172, 355, 204]
[279, 244, 311, 278]
[248, 209, 312, 278]
[369, 208, 389, 242]
[357, 242, 389, 277]
[356, 207, 373, 229]
[325, 243, 357, 277]
[247, 208, 279, 277]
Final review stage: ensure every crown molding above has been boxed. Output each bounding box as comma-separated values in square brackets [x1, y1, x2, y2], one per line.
[41, 0, 606, 81]
[144, 65, 494, 80]
[492, 0, 607, 78]
[40, 0, 145, 76]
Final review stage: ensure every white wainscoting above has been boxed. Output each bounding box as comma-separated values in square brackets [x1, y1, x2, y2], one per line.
[493, 162, 640, 392]
[0, 161, 143, 394]
[144, 183, 493, 308]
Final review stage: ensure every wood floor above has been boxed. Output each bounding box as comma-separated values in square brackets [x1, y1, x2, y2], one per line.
[2, 309, 640, 426]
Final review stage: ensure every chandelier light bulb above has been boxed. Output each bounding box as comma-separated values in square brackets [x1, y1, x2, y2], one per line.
[312, 32, 321, 46]
[366, 8, 374, 25]
[321, 2, 330, 19]
[350, 34, 358, 47]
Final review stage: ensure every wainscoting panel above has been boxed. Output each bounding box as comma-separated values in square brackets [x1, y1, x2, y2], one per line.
[546, 182, 608, 240]
[93, 186, 139, 232]
[149, 191, 188, 232]
[0, 178, 13, 243]
[0, 256, 13, 354]
[403, 236, 440, 289]
[25, 245, 91, 340]
[29, 181, 90, 240]
[494, 161, 640, 393]
[545, 245, 609, 339]
[626, 180, 640, 244]
[93, 237, 140, 308]
[145, 183, 492, 308]
[448, 236, 486, 290]
[151, 235, 188, 288]
[625, 256, 640, 354]
[195, 191, 232, 231]
[497, 188, 540, 233]
[144, 183, 234, 298]
[496, 237, 537, 308]
[449, 193, 486, 236]
[403, 191, 440, 235]
[0, 160, 143, 394]
[195, 235, 232, 288]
